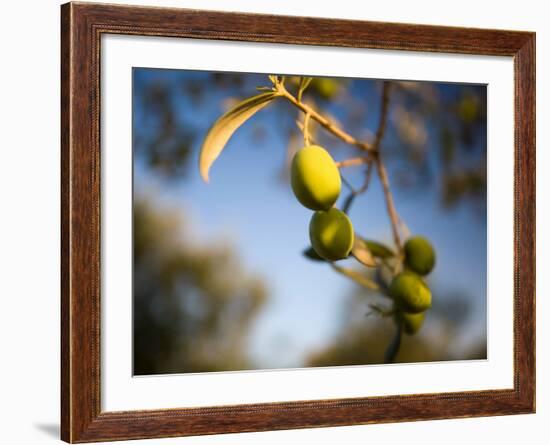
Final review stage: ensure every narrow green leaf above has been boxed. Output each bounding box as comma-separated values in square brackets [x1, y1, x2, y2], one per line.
[351, 237, 377, 267]
[359, 238, 395, 259]
[199, 92, 279, 182]
[332, 264, 379, 290]
[367, 302, 394, 317]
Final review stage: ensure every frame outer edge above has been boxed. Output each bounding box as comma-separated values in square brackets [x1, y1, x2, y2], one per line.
[515, 33, 536, 413]
[60, 2, 536, 442]
[60, 2, 72, 442]
[62, 2, 101, 442]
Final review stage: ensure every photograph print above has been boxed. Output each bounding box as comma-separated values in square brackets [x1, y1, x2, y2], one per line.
[132, 69, 487, 376]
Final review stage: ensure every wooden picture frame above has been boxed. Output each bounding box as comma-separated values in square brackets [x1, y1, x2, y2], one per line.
[61, 2, 535, 442]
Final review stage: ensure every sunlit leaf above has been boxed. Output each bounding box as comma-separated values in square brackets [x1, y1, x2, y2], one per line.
[331, 264, 379, 290]
[397, 218, 411, 241]
[351, 237, 376, 267]
[199, 92, 279, 182]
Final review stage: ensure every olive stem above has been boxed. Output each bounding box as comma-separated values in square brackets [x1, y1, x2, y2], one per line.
[276, 83, 375, 153]
[384, 321, 403, 364]
[376, 159, 402, 251]
[303, 112, 312, 146]
[357, 162, 374, 195]
[373, 82, 403, 252]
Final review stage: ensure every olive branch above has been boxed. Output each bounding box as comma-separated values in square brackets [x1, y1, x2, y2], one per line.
[199, 75, 435, 364]
[274, 78, 403, 256]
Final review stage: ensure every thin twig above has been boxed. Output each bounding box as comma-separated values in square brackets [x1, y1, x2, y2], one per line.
[341, 175, 355, 193]
[357, 162, 374, 195]
[376, 160, 402, 251]
[341, 161, 373, 196]
[335, 157, 371, 168]
[276, 83, 374, 153]
[373, 82, 403, 252]
[297, 76, 312, 103]
[384, 322, 402, 364]
[373, 82, 392, 151]
[295, 79, 313, 146]
[341, 162, 374, 214]
[303, 112, 312, 145]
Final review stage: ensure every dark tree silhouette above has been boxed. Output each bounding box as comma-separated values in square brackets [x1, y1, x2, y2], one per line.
[133, 198, 267, 374]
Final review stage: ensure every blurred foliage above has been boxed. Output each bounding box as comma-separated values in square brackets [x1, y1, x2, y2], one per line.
[307, 318, 486, 366]
[133, 82, 194, 178]
[133, 198, 267, 374]
[134, 72, 486, 212]
[307, 281, 486, 366]
[388, 81, 487, 212]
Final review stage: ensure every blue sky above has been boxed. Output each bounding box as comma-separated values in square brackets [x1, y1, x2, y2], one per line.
[133, 69, 487, 368]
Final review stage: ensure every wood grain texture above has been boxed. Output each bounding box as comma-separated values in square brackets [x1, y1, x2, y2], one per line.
[60, 2, 536, 442]
[60, 4, 71, 441]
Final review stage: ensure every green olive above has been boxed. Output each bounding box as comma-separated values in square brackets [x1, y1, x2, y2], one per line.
[312, 78, 340, 100]
[309, 208, 354, 261]
[396, 311, 425, 335]
[458, 95, 478, 123]
[291, 145, 341, 211]
[404, 236, 436, 276]
[389, 272, 432, 313]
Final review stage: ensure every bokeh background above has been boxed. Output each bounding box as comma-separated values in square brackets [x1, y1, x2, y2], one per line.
[132, 69, 487, 375]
